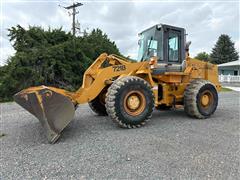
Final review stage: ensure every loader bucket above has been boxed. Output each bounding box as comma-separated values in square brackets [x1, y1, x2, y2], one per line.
[14, 86, 75, 143]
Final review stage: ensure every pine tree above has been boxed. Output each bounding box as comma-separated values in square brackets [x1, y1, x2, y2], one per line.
[210, 34, 239, 64]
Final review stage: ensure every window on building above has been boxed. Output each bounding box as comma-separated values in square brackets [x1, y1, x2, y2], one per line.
[234, 70, 238, 76]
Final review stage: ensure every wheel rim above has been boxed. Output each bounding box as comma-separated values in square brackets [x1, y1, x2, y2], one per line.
[123, 90, 146, 116]
[200, 90, 213, 108]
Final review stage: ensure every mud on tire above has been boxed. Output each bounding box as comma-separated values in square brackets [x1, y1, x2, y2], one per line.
[184, 79, 218, 119]
[105, 76, 154, 128]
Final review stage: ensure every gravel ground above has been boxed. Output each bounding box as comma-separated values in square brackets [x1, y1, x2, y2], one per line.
[0, 91, 239, 179]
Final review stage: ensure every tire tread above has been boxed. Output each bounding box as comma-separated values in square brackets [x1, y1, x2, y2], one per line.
[106, 76, 154, 128]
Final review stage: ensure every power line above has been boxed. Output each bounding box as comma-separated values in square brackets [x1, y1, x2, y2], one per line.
[60, 2, 83, 36]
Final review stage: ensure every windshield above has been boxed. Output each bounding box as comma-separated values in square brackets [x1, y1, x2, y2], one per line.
[137, 27, 163, 62]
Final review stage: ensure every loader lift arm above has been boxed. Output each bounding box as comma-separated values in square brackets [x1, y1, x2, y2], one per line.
[73, 53, 150, 104]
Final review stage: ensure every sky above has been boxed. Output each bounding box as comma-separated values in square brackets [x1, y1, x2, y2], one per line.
[0, 0, 239, 65]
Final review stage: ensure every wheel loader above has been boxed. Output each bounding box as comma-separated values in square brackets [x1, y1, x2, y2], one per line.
[14, 24, 221, 143]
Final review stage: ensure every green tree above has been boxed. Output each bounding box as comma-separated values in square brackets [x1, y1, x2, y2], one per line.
[210, 34, 239, 64]
[0, 25, 120, 102]
[194, 52, 210, 61]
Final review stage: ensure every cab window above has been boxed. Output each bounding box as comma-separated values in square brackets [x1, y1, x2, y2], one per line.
[168, 32, 179, 62]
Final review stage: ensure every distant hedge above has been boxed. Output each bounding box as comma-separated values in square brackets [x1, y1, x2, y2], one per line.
[0, 25, 120, 102]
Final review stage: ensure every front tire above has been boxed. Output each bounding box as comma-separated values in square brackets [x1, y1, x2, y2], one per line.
[184, 79, 218, 119]
[106, 76, 154, 128]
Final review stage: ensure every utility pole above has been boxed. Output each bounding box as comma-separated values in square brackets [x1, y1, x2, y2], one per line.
[62, 2, 83, 36]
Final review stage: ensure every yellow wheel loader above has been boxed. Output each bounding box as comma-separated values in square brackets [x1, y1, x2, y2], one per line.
[14, 24, 221, 143]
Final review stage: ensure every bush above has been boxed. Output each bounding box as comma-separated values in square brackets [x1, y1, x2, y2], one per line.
[0, 25, 120, 102]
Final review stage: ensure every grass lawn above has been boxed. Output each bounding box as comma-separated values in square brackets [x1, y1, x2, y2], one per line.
[221, 87, 233, 92]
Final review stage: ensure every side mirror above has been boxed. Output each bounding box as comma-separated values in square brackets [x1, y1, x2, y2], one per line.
[138, 39, 142, 46]
[185, 41, 191, 51]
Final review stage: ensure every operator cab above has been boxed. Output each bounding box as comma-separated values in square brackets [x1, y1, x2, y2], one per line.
[137, 24, 186, 74]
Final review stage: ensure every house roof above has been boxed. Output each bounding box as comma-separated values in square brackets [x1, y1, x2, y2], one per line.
[218, 60, 240, 67]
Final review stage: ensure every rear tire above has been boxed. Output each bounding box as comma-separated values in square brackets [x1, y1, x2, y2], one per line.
[106, 76, 154, 128]
[89, 89, 107, 116]
[184, 79, 218, 119]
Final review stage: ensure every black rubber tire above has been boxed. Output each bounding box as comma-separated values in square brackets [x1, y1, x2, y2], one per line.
[184, 79, 218, 119]
[89, 91, 107, 116]
[105, 76, 154, 128]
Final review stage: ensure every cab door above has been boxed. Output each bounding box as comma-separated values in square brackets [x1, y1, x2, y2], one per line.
[168, 30, 181, 63]
[163, 27, 185, 64]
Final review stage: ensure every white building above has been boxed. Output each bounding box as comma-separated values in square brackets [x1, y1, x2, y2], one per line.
[218, 60, 240, 76]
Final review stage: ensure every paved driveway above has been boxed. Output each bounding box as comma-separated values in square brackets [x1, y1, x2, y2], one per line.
[0, 91, 239, 179]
